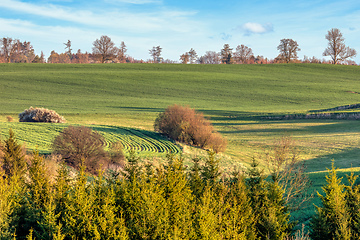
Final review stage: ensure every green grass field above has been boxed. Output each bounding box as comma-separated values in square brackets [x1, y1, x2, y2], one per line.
[1, 63, 360, 223]
[1, 63, 359, 167]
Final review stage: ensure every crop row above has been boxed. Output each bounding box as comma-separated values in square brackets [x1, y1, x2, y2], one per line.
[0, 123, 180, 155]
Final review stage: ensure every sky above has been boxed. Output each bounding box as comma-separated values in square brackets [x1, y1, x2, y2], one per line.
[1, 0, 360, 63]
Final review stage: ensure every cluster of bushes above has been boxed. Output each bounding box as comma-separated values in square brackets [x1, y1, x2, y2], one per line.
[154, 104, 227, 153]
[19, 107, 66, 123]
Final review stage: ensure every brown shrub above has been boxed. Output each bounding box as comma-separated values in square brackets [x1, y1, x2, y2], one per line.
[154, 104, 227, 152]
[19, 107, 66, 123]
[6, 116, 14, 122]
[52, 126, 109, 174]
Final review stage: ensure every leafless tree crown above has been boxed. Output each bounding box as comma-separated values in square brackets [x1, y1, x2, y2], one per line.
[277, 38, 300, 63]
[92, 35, 118, 63]
[323, 28, 357, 64]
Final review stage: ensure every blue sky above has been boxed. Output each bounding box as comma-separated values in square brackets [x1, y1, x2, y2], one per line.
[1, 0, 359, 62]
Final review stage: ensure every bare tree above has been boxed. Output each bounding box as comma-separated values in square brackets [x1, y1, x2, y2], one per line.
[188, 48, 198, 64]
[200, 51, 220, 64]
[0, 37, 14, 63]
[220, 44, 233, 64]
[92, 35, 118, 63]
[277, 38, 300, 63]
[64, 40, 72, 58]
[149, 46, 162, 63]
[265, 136, 312, 211]
[323, 28, 357, 64]
[118, 41, 127, 62]
[180, 52, 190, 64]
[234, 44, 254, 64]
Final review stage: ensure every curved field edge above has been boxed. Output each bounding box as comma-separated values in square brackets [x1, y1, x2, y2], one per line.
[0, 122, 181, 156]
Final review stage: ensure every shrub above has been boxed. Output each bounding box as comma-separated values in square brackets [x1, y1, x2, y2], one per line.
[108, 141, 126, 168]
[154, 104, 227, 152]
[6, 116, 13, 122]
[52, 126, 110, 174]
[19, 107, 66, 123]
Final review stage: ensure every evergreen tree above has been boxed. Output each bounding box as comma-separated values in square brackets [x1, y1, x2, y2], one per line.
[345, 172, 360, 239]
[263, 179, 293, 240]
[162, 154, 195, 239]
[1, 129, 26, 178]
[188, 157, 204, 199]
[310, 163, 352, 240]
[123, 149, 142, 182]
[93, 171, 128, 239]
[0, 169, 15, 239]
[246, 158, 292, 239]
[201, 151, 221, 185]
[222, 172, 256, 240]
[23, 151, 52, 239]
[62, 163, 98, 239]
[194, 186, 222, 239]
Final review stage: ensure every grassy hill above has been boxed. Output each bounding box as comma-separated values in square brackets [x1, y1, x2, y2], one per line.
[1, 63, 360, 224]
[1, 63, 360, 168]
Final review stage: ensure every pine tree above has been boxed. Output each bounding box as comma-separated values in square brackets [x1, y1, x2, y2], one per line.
[62, 162, 98, 239]
[310, 163, 352, 240]
[1, 129, 26, 178]
[188, 157, 204, 199]
[263, 179, 293, 240]
[194, 186, 222, 239]
[162, 154, 195, 239]
[201, 151, 221, 185]
[345, 172, 360, 239]
[0, 169, 15, 239]
[222, 172, 256, 240]
[23, 151, 52, 239]
[246, 158, 292, 239]
[93, 170, 128, 239]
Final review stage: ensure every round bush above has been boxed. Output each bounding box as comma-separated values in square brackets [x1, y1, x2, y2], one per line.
[52, 126, 109, 174]
[154, 104, 227, 153]
[19, 107, 66, 123]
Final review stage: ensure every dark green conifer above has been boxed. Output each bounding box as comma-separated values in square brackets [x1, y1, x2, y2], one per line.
[246, 158, 292, 239]
[345, 172, 360, 239]
[1, 129, 26, 178]
[201, 151, 221, 184]
[188, 157, 204, 199]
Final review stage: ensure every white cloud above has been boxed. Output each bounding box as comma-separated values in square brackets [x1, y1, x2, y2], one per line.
[0, 0, 201, 34]
[241, 22, 273, 35]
